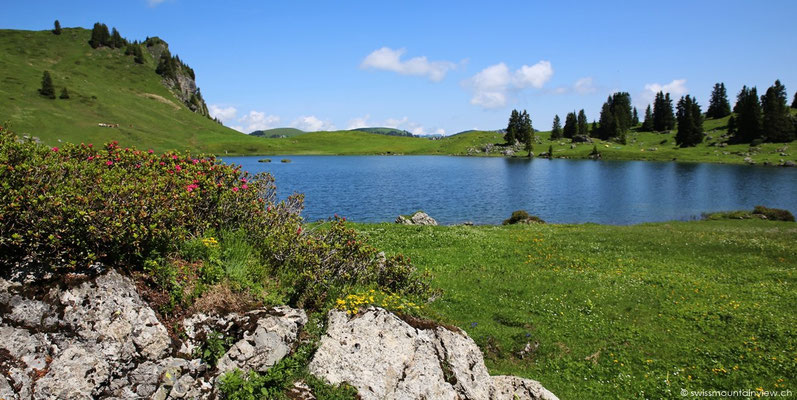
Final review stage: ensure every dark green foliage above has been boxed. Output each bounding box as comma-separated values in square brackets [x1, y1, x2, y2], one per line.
[133, 45, 145, 64]
[596, 93, 632, 140]
[706, 83, 731, 119]
[632, 107, 639, 126]
[641, 104, 654, 131]
[110, 28, 125, 49]
[519, 110, 533, 156]
[590, 121, 598, 136]
[503, 210, 545, 225]
[505, 109, 519, 144]
[752, 206, 795, 222]
[550, 115, 562, 140]
[53, 20, 61, 35]
[547, 144, 553, 158]
[727, 115, 737, 138]
[195, 330, 235, 367]
[89, 22, 111, 49]
[731, 86, 762, 143]
[563, 112, 577, 139]
[761, 80, 795, 142]
[59, 87, 69, 99]
[156, 49, 177, 80]
[675, 95, 704, 147]
[39, 71, 55, 99]
[652, 91, 675, 132]
[577, 109, 588, 136]
[590, 145, 600, 156]
[792, 92, 797, 109]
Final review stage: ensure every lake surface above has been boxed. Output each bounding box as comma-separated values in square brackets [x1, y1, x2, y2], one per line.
[223, 156, 797, 225]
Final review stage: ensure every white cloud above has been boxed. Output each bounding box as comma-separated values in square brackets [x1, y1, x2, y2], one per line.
[512, 61, 553, 89]
[208, 105, 238, 122]
[435, 128, 446, 135]
[291, 115, 335, 132]
[238, 111, 280, 133]
[465, 61, 554, 109]
[346, 114, 370, 130]
[361, 47, 456, 82]
[384, 117, 409, 129]
[639, 79, 688, 107]
[573, 77, 597, 95]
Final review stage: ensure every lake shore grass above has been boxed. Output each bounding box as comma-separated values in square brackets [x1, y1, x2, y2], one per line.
[353, 219, 796, 399]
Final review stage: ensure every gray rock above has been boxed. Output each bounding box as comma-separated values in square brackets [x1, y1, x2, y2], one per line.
[396, 211, 438, 226]
[34, 345, 111, 400]
[309, 307, 557, 400]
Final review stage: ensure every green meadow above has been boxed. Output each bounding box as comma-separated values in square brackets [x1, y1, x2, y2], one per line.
[354, 220, 796, 399]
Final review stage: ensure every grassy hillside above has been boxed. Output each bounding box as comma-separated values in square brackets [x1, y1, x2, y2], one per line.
[356, 220, 796, 399]
[350, 127, 414, 137]
[250, 127, 305, 138]
[0, 28, 272, 154]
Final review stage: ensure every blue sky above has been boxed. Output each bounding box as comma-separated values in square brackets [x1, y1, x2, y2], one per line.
[5, 0, 797, 134]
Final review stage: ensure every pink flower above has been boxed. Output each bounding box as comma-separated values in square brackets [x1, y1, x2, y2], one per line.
[186, 184, 199, 192]
[232, 187, 239, 192]
[175, 165, 182, 171]
[88, 144, 93, 148]
[51, 147, 59, 152]
[148, 149, 154, 154]
[297, 227, 302, 235]
[241, 184, 248, 190]
[172, 155, 178, 160]
[192, 159, 199, 164]
[106, 160, 113, 166]
[87, 156, 95, 161]
[159, 162, 165, 166]
[241, 178, 248, 183]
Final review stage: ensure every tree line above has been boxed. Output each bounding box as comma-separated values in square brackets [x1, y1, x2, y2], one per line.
[518, 79, 797, 150]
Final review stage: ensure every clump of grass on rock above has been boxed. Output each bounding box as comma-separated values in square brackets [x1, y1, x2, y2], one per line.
[502, 210, 545, 225]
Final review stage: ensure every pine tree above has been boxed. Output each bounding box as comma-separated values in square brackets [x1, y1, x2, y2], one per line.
[550, 115, 562, 139]
[133, 45, 145, 64]
[53, 20, 61, 35]
[675, 95, 704, 147]
[577, 109, 588, 136]
[59, 87, 70, 99]
[632, 107, 639, 126]
[595, 93, 632, 140]
[111, 28, 125, 49]
[731, 86, 762, 143]
[641, 105, 654, 131]
[39, 71, 55, 99]
[761, 80, 795, 142]
[519, 110, 534, 156]
[663, 93, 675, 130]
[727, 116, 737, 138]
[597, 102, 617, 140]
[547, 144, 553, 158]
[590, 121, 598, 136]
[706, 82, 731, 119]
[563, 112, 578, 139]
[505, 109, 520, 144]
[792, 92, 797, 109]
[652, 91, 675, 131]
[89, 22, 111, 48]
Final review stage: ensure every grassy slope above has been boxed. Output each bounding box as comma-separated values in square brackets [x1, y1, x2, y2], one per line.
[250, 127, 306, 137]
[255, 115, 797, 165]
[355, 220, 796, 399]
[0, 28, 273, 154]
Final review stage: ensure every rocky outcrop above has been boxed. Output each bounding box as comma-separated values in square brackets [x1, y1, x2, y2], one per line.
[0, 270, 305, 399]
[309, 308, 558, 400]
[396, 211, 438, 226]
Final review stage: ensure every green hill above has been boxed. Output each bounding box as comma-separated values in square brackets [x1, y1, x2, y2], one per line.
[250, 127, 305, 138]
[0, 27, 274, 155]
[349, 127, 414, 137]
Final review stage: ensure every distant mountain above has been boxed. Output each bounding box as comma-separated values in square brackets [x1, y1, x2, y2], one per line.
[349, 127, 415, 137]
[250, 127, 305, 138]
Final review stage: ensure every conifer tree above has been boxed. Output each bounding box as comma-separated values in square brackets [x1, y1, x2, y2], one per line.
[641, 105, 654, 131]
[133, 45, 145, 64]
[792, 92, 797, 109]
[111, 28, 125, 49]
[563, 112, 578, 139]
[663, 93, 675, 130]
[652, 91, 675, 131]
[761, 80, 795, 142]
[706, 82, 731, 119]
[520, 110, 534, 156]
[590, 121, 598, 136]
[632, 107, 639, 126]
[89, 22, 111, 48]
[39, 71, 55, 99]
[597, 102, 617, 140]
[53, 20, 61, 35]
[505, 109, 520, 144]
[727, 116, 737, 138]
[675, 95, 704, 147]
[59, 87, 70, 99]
[550, 115, 562, 139]
[577, 109, 588, 136]
[731, 86, 762, 143]
[547, 144, 553, 158]
[595, 93, 632, 140]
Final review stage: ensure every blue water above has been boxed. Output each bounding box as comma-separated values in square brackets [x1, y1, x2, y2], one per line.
[223, 156, 797, 225]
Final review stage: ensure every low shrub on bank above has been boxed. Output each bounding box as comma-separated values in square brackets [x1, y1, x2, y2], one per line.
[502, 210, 545, 225]
[702, 206, 794, 222]
[0, 127, 430, 310]
[752, 205, 795, 222]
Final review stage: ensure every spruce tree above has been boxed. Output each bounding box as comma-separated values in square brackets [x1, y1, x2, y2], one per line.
[675, 95, 704, 147]
[731, 86, 762, 143]
[520, 110, 534, 156]
[590, 121, 598, 136]
[641, 105, 654, 131]
[39, 71, 55, 99]
[632, 107, 639, 126]
[53, 20, 61, 35]
[727, 116, 737, 138]
[653, 92, 675, 131]
[59, 87, 70, 99]
[663, 93, 675, 130]
[597, 102, 617, 140]
[550, 115, 562, 139]
[761, 80, 795, 142]
[792, 92, 797, 109]
[505, 109, 520, 144]
[89, 22, 111, 48]
[577, 109, 588, 136]
[563, 112, 577, 139]
[111, 28, 125, 49]
[706, 82, 731, 119]
[133, 45, 145, 64]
